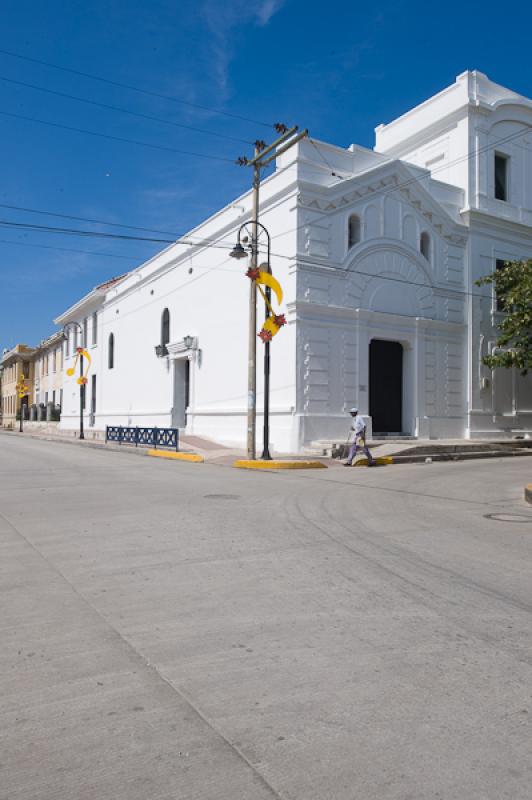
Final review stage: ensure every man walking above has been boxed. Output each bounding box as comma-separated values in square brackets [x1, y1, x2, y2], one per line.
[344, 407, 376, 466]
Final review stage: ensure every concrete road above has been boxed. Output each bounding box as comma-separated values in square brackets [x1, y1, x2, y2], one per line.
[1, 434, 532, 800]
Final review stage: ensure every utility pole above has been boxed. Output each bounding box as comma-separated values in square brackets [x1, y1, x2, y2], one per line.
[238, 125, 308, 459]
[247, 145, 260, 461]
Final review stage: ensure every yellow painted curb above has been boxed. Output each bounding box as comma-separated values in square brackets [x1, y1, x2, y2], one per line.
[352, 456, 394, 467]
[147, 449, 204, 463]
[233, 459, 327, 470]
[526, 484, 532, 505]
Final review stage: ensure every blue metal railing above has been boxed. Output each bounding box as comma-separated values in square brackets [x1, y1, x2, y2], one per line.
[105, 425, 179, 451]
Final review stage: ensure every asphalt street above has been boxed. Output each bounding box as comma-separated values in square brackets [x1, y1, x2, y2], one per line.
[1, 433, 532, 800]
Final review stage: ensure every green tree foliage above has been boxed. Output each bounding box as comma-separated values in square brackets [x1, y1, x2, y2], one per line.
[476, 259, 532, 374]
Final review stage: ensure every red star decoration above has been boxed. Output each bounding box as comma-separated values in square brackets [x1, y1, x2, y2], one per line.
[76, 347, 83, 353]
[246, 267, 260, 281]
[258, 329, 273, 343]
[274, 314, 286, 327]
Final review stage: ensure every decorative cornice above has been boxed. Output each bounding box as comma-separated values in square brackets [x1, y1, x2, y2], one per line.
[462, 208, 532, 239]
[298, 160, 466, 243]
[292, 300, 465, 332]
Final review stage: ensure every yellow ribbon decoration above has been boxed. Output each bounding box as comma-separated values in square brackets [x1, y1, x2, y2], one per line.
[257, 270, 283, 306]
[66, 348, 92, 384]
[254, 272, 286, 343]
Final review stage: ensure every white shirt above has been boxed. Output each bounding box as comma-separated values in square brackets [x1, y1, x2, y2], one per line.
[350, 416, 366, 436]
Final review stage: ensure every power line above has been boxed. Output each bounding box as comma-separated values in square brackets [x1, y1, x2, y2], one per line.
[0, 74, 251, 145]
[88, 245, 501, 337]
[0, 201, 185, 237]
[0, 236, 245, 277]
[267, 249, 493, 301]
[271, 125, 532, 242]
[0, 237, 143, 260]
[0, 47, 273, 129]
[0, 218, 237, 253]
[309, 138, 342, 176]
[0, 218, 175, 242]
[98, 254, 242, 331]
[0, 110, 236, 163]
[0, 200, 251, 252]
[2, 125, 528, 283]
[0, 214, 509, 303]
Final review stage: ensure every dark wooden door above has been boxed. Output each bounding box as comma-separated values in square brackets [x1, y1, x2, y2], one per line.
[369, 340, 403, 433]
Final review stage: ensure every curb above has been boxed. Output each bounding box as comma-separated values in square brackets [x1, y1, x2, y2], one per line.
[334, 450, 532, 467]
[233, 459, 327, 470]
[147, 450, 204, 463]
[351, 456, 394, 467]
[391, 450, 532, 465]
[526, 485, 532, 505]
[0, 429, 147, 457]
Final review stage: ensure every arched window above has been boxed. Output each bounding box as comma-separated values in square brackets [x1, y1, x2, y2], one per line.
[420, 231, 430, 261]
[161, 308, 170, 351]
[348, 214, 361, 249]
[108, 333, 115, 369]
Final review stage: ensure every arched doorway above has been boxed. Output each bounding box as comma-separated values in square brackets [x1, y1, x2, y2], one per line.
[369, 340, 403, 434]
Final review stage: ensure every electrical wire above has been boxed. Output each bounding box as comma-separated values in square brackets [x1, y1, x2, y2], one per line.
[44, 251, 245, 334]
[270, 124, 532, 242]
[0, 74, 251, 145]
[309, 138, 343, 177]
[0, 110, 236, 163]
[0, 47, 273, 129]
[0, 201, 185, 237]
[1, 119, 528, 310]
[0, 201, 249, 252]
[266, 249, 493, 301]
[0, 210, 507, 304]
[0, 218, 237, 253]
[0, 237, 144, 260]
[0, 218, 175, 243]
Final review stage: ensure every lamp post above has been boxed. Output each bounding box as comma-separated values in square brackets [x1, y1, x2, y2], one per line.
[62, 321, 85, 440]
[16, 372, 29, 433]
[230, 221, 272, 460]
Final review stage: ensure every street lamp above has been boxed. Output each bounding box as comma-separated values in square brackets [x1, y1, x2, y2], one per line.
[229, 241, 247, 260]
[230, 221, 272, 460]
[62, 321, 85, 440]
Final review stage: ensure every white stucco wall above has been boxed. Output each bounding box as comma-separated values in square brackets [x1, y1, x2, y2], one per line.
[291, 149, 467, 443]
[91, 163, 300, 452]
[57, 300, 104, 434]
[375, 70, 532, 220]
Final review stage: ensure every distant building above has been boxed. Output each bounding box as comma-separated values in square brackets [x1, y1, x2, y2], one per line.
[0, 345, 36, 428]
[54, 275, 127, 434]
[33, 331, 65, 417]
[54, 71, 532, 450]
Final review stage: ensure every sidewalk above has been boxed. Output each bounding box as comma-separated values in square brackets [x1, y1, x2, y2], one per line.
[2, 427, 531, 468]
[331, 437, 532, 464]
[0, 428, 314, 467]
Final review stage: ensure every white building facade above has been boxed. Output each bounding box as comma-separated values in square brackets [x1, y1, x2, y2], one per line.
[56, 71, 532, 451]
[55, 276, 126, 436]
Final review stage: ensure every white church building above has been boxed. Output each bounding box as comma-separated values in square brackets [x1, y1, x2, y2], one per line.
[56, 70, 532, 452]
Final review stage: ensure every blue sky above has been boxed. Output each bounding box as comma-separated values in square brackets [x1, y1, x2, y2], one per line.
[1, 0, 531, 351]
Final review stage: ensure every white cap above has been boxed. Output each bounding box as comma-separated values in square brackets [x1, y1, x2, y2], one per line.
[349, 407, 358, 413]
